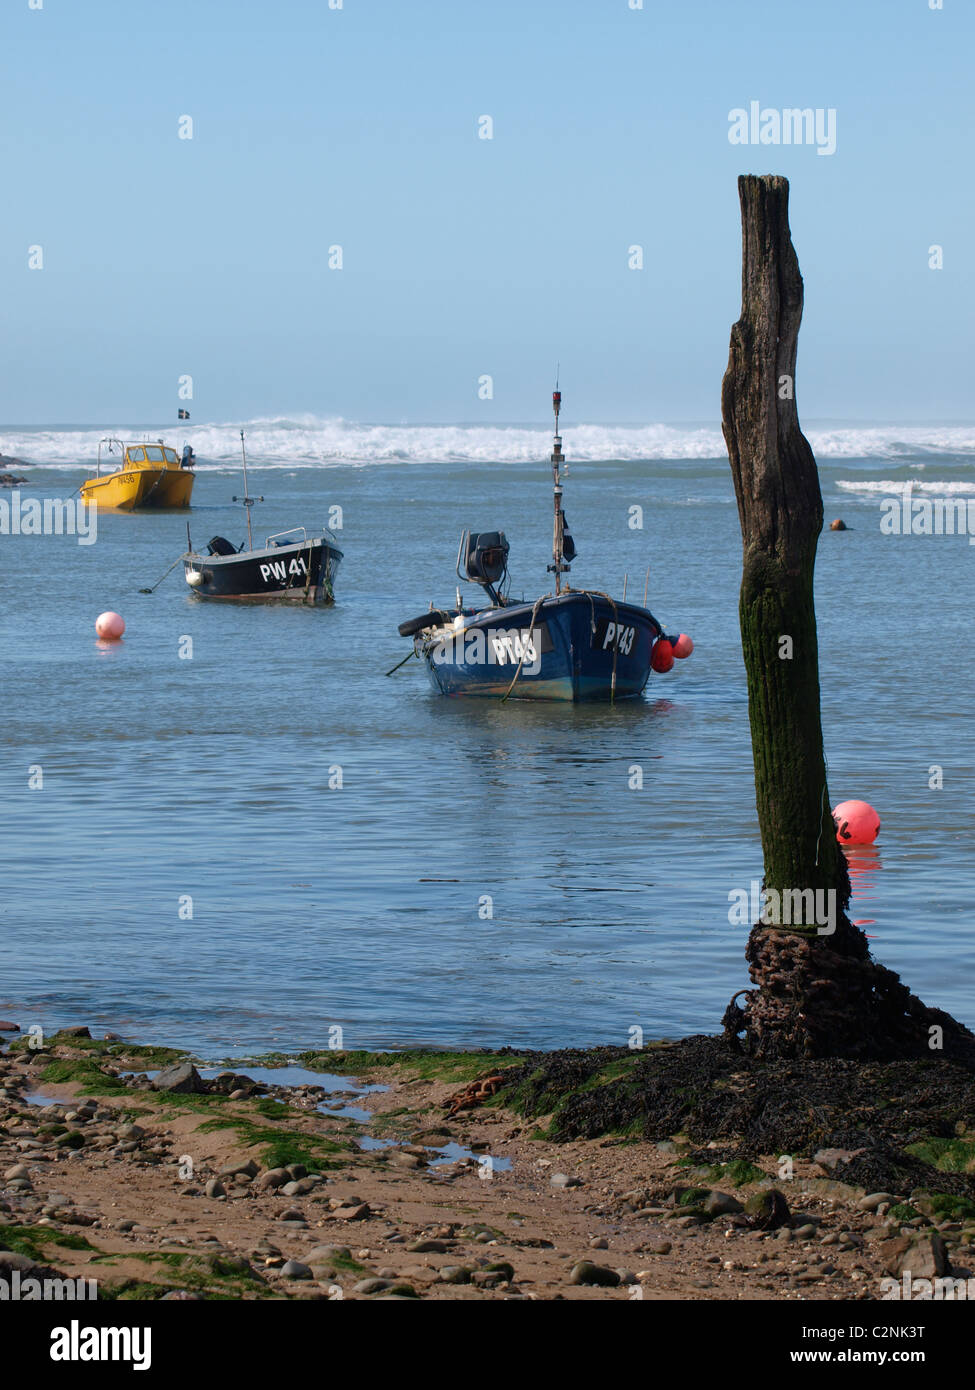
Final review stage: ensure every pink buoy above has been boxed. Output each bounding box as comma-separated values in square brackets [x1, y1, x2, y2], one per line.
[650, 638, 674, 673]
[672, 633, 694, 659]
[833, 799, 880, 846]
[95, 611, 125, 641]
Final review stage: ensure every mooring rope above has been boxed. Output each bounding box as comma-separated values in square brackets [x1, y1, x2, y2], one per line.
[498, 588, 632, 703]
[814, 752, 831, 868]
[303, 539, 315, 602]
[385, 648, 419, 677]
[140, 462, 172, 507]
[576, 588, 621, 703]
[500, 593, 549, 703]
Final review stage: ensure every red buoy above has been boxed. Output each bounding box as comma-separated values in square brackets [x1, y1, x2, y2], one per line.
[651, 638, 674, 673]
[833, 800, 880, 846]
[672, 633, 694, 659]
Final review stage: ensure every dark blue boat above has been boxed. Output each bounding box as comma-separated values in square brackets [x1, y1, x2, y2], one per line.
[178, 430, 342, 604]
[397, 390, 691, 702]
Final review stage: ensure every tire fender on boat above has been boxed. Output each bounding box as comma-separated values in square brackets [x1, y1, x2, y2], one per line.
[398, 609, 453, 638]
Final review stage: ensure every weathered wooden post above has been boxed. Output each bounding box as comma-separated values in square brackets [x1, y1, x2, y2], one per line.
[721, 174, 972, 1061]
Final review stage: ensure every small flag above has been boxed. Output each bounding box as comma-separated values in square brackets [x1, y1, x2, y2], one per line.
[178, 409, 190, 420]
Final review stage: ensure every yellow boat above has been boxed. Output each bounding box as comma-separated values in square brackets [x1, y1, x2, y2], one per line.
[80, 437, 195, 510]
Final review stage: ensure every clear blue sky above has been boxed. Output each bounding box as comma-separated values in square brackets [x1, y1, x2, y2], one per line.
[2, 0, 972, 423]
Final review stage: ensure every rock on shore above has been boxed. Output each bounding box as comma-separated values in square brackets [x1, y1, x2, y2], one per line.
[0, 453, 29, 484]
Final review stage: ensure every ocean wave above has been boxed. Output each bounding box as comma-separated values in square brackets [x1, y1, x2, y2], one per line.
[836, 479, 975, 496]
[804, 427, 975, 459]
[4, 417, 975, 467]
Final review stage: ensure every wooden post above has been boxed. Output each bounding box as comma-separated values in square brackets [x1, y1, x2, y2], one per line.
[721, 174, 973, 1061]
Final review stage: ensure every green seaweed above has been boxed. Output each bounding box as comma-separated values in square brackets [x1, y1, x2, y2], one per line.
[677, 1186, 710, 1207]
[10, 1034, 186, 1069]
[38, 1058, 126, 1095]
[0, 1222, 97, 1261]
[195, 1114, 347, 1169]
[912, 1192, 975, 1222]
[229, 1048, 520, 1084]
[695, 1159, 767, 1187]
[98, 1280, 176, 1301]
[904, 1137, 975, 1174]
[321, 1250, 366, 1274]
[126, 1251, 268, 1297]
[155, 1091, 231, 1114]
[253, 1096, 303, 1120]
[888, 1202, 921, 1222]
[498, 1048, 642, 1125]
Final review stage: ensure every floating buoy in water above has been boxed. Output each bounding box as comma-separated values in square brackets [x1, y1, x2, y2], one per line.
[672, 633, 694, 659]
[833, 799, 880, 845]
[830, 519, 847, 531]
[651, 638, 674, 673]
[95, 611, 125, 640]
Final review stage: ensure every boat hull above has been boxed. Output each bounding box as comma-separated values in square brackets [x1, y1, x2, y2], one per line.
[182, 537, 342, 603]
[80, 468, 194, 510]
[419, 592, 663, 702]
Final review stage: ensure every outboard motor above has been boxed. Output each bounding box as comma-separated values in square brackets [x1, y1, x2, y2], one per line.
[181, 444, 196, 469]
[207, 535, 237, 557]
[461, 531, 509, 605]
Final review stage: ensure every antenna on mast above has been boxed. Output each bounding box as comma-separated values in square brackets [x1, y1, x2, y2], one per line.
[231, 429, 262, 550]
[548, 378, 568, 595]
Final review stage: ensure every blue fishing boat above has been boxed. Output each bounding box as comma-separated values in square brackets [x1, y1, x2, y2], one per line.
[397, 389, 692, 701]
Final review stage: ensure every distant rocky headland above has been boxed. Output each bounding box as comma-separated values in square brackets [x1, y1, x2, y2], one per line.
[0, 453, 29, 486]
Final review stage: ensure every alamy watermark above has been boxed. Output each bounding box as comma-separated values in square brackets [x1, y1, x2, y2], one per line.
[880, 486, 975, 542]
[49, 1319, 150, 1371]
[1, 1270, 97, 1300]
[728, 879, 836, 935]
[881, 1271, 975, 1301]
[431, 626, 542, 674]
[0, 492, 97, 545]
[728, 102, 837, 156]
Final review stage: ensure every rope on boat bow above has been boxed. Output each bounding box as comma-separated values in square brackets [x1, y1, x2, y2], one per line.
[138, 555, 183, 594]
[500, 592, 549, 703]
[385, 648, 420, 677]
[582, 589, 622, 704]
[303, 537, 315, 603]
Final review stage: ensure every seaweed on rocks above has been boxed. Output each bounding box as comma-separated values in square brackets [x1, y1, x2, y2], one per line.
[499, 1035, 975, 1199]
[505, 1046, 632, 1119]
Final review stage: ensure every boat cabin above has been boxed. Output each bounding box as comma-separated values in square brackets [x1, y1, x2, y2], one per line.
[124, 444, 181, 468]
[93, 438, 191, 476]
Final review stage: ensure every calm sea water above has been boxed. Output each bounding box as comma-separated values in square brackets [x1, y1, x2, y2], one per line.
[2, 422, 973, 1059]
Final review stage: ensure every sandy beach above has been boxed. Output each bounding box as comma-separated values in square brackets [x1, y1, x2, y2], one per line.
[2, 1028, 973, 1302]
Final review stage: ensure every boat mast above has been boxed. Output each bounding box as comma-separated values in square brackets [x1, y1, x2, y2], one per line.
[238, 429, 254, 550]
[549, 381, 567, 595]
